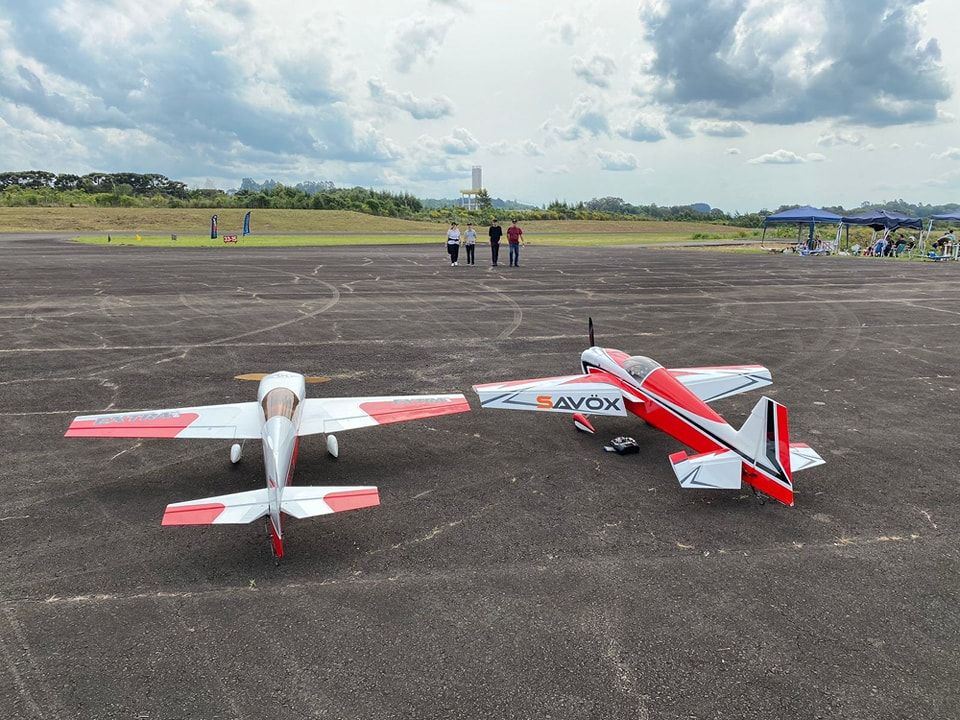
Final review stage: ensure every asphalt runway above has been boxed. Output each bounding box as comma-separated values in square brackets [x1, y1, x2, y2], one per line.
[1, 235, 958, 719]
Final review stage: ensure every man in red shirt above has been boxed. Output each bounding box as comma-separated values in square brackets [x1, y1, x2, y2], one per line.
[506, 219, 524, 267]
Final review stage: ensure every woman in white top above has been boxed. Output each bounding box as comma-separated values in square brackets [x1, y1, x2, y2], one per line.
[446, 222, 461, 266]
[463, 223, 478, 265]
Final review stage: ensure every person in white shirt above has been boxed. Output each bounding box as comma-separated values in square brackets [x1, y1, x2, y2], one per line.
[463, 223, 478, 265]
[446, 222, 461, 266]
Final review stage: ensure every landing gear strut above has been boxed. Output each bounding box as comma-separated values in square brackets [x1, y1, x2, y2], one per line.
[749, 484, 767, 506]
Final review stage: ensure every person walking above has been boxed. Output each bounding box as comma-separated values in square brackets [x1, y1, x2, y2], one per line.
[506, 219, 524, 267]
[446, 222, 461, 266]
[488, 219, 503, 266]
[463, 223, 478, 265]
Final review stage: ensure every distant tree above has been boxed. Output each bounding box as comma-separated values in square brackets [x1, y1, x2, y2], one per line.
[476, 188, 492, 210]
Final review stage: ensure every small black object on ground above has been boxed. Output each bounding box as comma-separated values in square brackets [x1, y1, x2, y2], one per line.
[603, 436, 639, 455]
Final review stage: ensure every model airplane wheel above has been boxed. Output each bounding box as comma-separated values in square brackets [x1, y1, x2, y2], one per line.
[230, 443, 242, 464]
[326, 434, 339, 459]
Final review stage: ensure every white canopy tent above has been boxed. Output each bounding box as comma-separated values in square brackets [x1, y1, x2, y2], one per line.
[920, 212, 960, 258]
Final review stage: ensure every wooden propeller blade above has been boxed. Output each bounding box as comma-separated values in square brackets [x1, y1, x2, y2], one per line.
[234, 373, 331, 384]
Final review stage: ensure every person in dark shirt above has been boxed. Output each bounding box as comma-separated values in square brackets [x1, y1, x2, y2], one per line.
[488, 219, 503, 266]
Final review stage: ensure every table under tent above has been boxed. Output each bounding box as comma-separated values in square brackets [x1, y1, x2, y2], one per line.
[761, 206, 842, 254]
[839, 210, 923, 256]
[921, 212, 960, 259]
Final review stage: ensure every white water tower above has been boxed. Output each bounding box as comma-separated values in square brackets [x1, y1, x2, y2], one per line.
[460, 166, 483, 210]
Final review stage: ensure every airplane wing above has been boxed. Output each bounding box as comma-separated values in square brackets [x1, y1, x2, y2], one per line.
[298, 394, 470, 436]
[65, 402, 262, 439]
[667, 365, 772, 403]
[473, 373, 629, 416]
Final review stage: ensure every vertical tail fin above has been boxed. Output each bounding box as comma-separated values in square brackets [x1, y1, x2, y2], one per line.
[734, 396, 794, 506]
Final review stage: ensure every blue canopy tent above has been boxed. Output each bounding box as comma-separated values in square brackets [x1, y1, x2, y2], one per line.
[922, 211, 960, 258]
[840, 210, 922, 255]
[840, 209, 922, 231]
[761, 205, 843, 252]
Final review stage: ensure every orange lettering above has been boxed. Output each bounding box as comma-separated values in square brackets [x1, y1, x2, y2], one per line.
[536, 395, 553, 409]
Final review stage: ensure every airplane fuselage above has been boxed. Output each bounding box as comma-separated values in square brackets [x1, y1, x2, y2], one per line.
[256, 371, 307, 557]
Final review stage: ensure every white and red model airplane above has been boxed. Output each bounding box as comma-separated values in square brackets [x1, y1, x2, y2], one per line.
[66, 371, 470, 558]
[473, 320, 824, 506]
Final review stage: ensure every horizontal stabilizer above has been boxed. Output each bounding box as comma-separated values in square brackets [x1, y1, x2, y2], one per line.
[669, 449, 742, 490]
[789, 443, 825, 472]
[162, 489, 269, 526]
[280, 486, 380, 519]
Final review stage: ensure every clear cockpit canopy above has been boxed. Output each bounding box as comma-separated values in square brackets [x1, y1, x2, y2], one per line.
[622, 355, 662, 383]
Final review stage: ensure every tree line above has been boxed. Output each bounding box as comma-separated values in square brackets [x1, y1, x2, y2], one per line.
[1, 170, 955, 227]
[0, 171, 424, 216]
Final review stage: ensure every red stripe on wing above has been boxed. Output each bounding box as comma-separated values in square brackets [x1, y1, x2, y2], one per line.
[324, 488, 380, 513]
[161, 502, 225, 526]
[358, 397, 470, 425]
[65, 412, 200, 438]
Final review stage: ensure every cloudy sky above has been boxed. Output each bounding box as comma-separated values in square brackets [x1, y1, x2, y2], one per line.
[1, 0, 958, 210]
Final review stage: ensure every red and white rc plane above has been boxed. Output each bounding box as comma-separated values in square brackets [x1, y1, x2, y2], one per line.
[473, 320, 824, 506]
[66, 371, 470, 558]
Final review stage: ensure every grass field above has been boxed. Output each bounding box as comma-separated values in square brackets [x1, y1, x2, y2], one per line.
[73, 232, 761, 248]
[0, 206, 746, 236]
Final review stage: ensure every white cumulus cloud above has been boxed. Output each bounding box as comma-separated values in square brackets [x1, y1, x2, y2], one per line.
[441, 127, 480, 155]
[368, 78, 453, 120]
[572, 51, 617, 88]
[597, 149, 641, 171]
[817, 132, 862, 147]
[696, 120, 747, 137]
[931, 147, 960, 160]
[617, 114, 665, 142]
[747, 149, 806, 164]
[393, 15, 453, 73]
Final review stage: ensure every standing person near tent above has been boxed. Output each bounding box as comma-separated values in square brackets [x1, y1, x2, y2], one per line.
[506, 219, 524, 267]
[446, 222, 461, 266]
[463, 223, 478, 265]
[488, 219, 503, 266]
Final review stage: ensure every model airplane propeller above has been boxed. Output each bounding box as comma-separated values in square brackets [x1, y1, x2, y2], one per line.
[234, 372, 331, 384]
[66, 371, 470, 558]
[473, 319, 824, 506]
